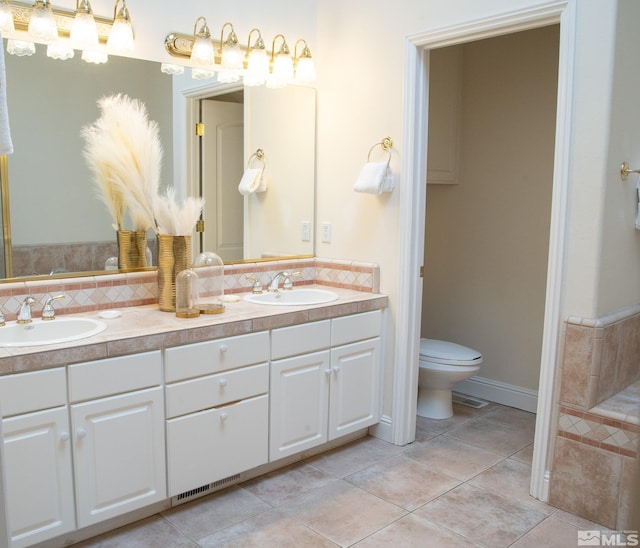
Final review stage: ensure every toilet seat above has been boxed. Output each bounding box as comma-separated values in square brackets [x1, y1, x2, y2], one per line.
[419, 338, 483, 366]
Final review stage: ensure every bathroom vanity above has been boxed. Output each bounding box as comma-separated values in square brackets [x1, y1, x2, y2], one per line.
[0, 287, 387, 547]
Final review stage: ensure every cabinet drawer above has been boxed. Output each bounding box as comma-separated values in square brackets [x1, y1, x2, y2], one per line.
[331, 310, 381, 347]
[166, 394, 269, 496]
[0, 368, 66, 417]
[165, 331, 269, 382]
[166, 363, 268, 418]
[271, 320, 330, 360]
[68, 351, 162, 403]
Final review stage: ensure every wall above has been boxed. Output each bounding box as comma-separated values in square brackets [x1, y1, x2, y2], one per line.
[421, 27, 559, 393]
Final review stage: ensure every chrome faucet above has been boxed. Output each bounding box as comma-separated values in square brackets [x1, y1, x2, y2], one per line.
[17, 296, 35, 324]
[267, 271, 300, 292]
[42, 294, 65, 321]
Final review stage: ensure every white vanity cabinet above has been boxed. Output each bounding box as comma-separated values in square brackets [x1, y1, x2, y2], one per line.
[164, 332, 270, 497]
[270, 311, 381, 461]
[0, 368, 74, 547]
[67, 351, 165, 528]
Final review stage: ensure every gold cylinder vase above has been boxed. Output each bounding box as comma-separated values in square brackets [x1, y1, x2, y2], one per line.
[158, 234, 192, 312]
[117, 230, 148, 270]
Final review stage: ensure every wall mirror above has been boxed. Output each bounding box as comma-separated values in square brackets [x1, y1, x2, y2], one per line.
[0, 46, 316, 282]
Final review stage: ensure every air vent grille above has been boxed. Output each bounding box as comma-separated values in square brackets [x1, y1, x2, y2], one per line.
[171, 474, 242, 506]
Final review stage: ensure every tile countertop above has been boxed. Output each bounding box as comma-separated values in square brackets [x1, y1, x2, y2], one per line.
[0, 286, 388, 376]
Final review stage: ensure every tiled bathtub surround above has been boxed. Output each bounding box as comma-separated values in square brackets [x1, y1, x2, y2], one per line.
[550, 306, 640, 529]
[0, 257, 380, 320]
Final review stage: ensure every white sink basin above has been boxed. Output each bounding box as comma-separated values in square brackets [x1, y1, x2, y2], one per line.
[244, 288, 339, 306]
[0, 317, 107, 347]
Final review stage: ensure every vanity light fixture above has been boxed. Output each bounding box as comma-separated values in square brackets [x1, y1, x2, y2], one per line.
[244, 28, 268, 86]
[293, 38, 315, 83]
[28, 0, 57, 44]
[46, 40, 74, 59]
[0, 0, 14, 34]
[6, 38, 35, 56]
[218, 22, 242, 83]
[106, 0, 134, 54]
[190, 16, 214, 68]
[160, 62, 184, 75]
[268, 34, 293, 89]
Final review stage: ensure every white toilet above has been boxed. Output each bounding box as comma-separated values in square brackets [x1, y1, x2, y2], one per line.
[417, 338, 483, 419]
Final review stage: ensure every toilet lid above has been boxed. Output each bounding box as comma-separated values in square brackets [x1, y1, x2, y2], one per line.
[419, 338, 482, 364]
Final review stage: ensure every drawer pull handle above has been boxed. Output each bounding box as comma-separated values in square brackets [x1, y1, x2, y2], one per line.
[219, 378, 228, 388]
[60, 432, 70, 442]
[219, 344, 229, 353]
[77, 428, 88, 439]
[220, 412, 229, 422]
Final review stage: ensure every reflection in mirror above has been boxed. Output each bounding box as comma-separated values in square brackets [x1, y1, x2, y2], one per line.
[4, 48, 173, 279]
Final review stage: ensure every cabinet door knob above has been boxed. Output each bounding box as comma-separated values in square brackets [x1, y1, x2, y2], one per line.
[219, 412, 229, 422]
[77, 428, 88, 439]
[219, 378, 228, 388]
[333, 366, 341, 373]
[60, 432, 70, 442]
[325, 368, 332, 375]
[219, 344, 228, 353]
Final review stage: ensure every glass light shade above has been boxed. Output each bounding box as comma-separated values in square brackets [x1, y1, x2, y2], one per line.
[295, 57, 316, 83]
[0, 3, 15, 35]
[47, 42, 75, 60]
[6, 39, 35, 56]
[107, 18, 134, 54]
[245, 48, 268, 86]
[191, 67, 215, 80]
[217, 70, 240, 84]
[190, 35, 214, 67]
[28, 3, 58, 44]
[70, 12, 98, 50]
[161, 63, 184, 75]
[221, 42, 242, 70]
[268, 53, 293, 88]
[81, 48, 107, 64]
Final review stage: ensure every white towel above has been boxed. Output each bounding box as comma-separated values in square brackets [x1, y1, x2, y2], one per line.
[0, 32, 13, 155]
[354, 162, 394, 194]
[238, 167, 263, 195]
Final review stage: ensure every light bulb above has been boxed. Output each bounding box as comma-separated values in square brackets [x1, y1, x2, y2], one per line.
[268, 53, 293, 88]
[107, 18, 134, 53]
[295, 57, 316, 83]
[245, 48, 268, 86]
[71, 12, 98, 50]
[0, 2, 15, 35]
[28, 1, 58, 44]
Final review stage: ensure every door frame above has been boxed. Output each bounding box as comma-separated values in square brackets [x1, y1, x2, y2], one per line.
[394, 0, 575, 501]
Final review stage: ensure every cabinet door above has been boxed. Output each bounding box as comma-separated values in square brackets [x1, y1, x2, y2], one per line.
[71, 387, 166, 528]
[3, 407, 75, 547]
[166, 394, 269, 496]
[329, 338, 381, 440]
[269, 351, 330, 461]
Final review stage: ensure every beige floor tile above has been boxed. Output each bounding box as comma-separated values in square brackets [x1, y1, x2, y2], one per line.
[72, 516, 197, 547]
[484, 406, 537, 430]
[346, 454, 460, 510]
[161, 486, 270, 541]
[414, 402, 495, 441]
[415, 483, 547, 547]
[305, 436, 404, 478]
[510, 515, 593, 548]
[280, 480, 406, 546]
[404, 434, 503, 481]
[198, 508, 336, 547]
[469, 458, 554, 514]
[511, 443, 534, 465]
[241, 462, 336, 506]
[445, 414, 534, 456]
[354, 513, 483, 547]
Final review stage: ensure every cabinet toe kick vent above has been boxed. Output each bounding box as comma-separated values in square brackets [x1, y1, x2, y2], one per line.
[172, 474, 242, 506]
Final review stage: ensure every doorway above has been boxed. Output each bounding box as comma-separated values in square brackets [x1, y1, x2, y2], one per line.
[421, 26, 559, 413]
[394, 1, 574, 503]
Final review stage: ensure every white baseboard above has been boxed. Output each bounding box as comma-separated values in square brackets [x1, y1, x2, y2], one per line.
[369, 414, 394, 443]
[454, 376, 538, 413]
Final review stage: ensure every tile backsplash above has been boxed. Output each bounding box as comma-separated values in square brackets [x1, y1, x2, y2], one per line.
[0, 257, 380, 320]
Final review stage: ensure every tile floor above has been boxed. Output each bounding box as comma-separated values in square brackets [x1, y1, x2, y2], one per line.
[75, 402, 609, 547]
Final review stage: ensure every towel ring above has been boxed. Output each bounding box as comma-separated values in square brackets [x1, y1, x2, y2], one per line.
[248, 148, 266, 169]
[367, 136, 393, 165]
